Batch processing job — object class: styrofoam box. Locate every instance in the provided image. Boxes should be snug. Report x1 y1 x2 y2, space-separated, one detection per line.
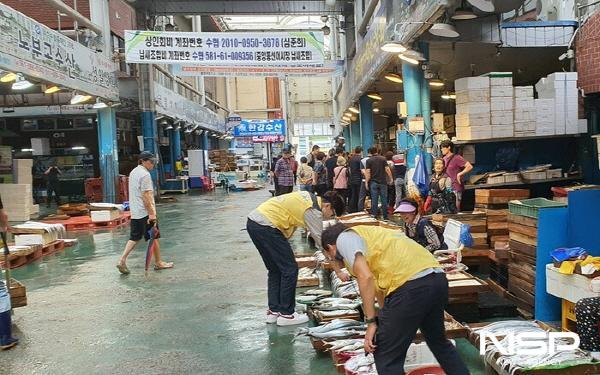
490 77 513 86
515 131 536 137
514 98 535 109
492 125 514 138
405 340 456 371
515 110 536 122
91 210 121 222
15 232 57 246
514 86 534 98
555 112 566 135
536 126 555 136
455 113 491 127
515 121 536 131
578 119 588 134
546 264 599 303
456 102 490 114
535 98 554 110
455 76 490 91
491 111 513 125
455 89 490 105
456 126 492 140
491 97 514 111
565 114 579 135
432 113 445 133
491 86 514 97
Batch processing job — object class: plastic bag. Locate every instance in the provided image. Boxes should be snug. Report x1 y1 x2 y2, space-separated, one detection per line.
412 151 429 198
460 224 473 247
551 247 588 263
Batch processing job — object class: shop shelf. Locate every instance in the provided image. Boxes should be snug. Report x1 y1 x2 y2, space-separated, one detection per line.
508 198 567 219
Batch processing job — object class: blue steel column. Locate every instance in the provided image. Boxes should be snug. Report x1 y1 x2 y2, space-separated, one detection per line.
97 107 118 203
351 119 360 152
359 96 374 151
342 125 350 150
202 131 209 150
402 57 423 169
419 42 433 174
141 111 159 183
173 128 182 165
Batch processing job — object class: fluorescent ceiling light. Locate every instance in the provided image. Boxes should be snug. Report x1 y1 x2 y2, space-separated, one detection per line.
71 93 92 104
429 23 460 38
372 107 380 113
380 42 407 53
21 148 34 152
384 72 403 83
429 79 445 88
72 146 87 150
0 72 17 83
93 98 108 109
367 92 383 101
44 85 61 94
12 75 34 90
348 106 360 114
399 54 419 65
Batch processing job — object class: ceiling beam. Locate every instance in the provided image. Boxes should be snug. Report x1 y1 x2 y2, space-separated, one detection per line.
131 1 348 16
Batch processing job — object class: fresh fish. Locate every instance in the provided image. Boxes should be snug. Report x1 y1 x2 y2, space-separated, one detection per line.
325 339 363 351
298 267 316 278
296 295 319 304
335 342 364 353
310 328 366 339
303 289 333 297
317 297 355 304
317 309 360 317
296 318 363 336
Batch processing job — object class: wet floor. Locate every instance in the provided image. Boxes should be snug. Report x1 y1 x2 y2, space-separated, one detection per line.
3 189 487 375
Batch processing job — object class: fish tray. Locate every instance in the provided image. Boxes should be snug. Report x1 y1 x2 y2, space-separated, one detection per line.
296 258 318 269
297 276 320 288
508 198 566 219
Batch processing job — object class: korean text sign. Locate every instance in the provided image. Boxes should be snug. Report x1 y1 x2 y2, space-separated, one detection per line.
234 120 286 137
125 31 324 67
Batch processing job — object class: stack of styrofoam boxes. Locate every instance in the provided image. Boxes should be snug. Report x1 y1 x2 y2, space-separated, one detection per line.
513 86 536 137
12 159 39 215
535 72 579 135
454 77 492 140
0 184 35 222
535 98 555 136
488 72 514 138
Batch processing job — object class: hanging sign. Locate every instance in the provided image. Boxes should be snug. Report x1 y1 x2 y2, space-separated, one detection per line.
252 135 285 143
0 3 118 100
125 30 325 67
233 119 286 137
172 60 344 78
227 113 242 128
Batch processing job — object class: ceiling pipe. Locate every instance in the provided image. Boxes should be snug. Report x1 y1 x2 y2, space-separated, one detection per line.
357 0 379 36
43 0 103 36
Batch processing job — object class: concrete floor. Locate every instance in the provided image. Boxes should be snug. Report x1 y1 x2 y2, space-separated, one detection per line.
3 189 488 375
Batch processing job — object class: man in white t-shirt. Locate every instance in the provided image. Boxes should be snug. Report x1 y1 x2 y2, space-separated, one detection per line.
117 151 173 274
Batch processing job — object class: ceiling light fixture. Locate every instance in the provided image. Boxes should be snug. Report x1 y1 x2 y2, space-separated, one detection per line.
467 0 495 13
44 85 61 94
348 105 360 114
384 72 403 83
12 75 34 90
21 148 34 152
367 91 383 101
429 78 445 88
429 22 460 38
0 72 17 83
452 1 478 20
372 107 380 113
71 92 92 105
380 41 407 53
321 25 331 36
72 146 87 150
165 124 173 130
399 53 420 65
93 98 108 109
159 119 169 126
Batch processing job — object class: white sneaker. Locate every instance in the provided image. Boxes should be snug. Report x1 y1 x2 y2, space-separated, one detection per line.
276 312 309 326
266 310 279 324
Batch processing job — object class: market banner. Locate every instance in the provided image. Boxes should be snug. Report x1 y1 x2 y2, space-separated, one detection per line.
233 119 286 137
0 3 119 100
125 30 325 67
252 135 285 143
171 60 344 78
154 82 225 132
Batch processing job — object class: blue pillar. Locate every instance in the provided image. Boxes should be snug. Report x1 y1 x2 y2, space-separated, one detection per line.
342 125 350 150
202 131 209 150
402 57 424 169
359 95 374 152
97 107 118 203
141 111 156 154
351 120 361 152
420 42 433 175
173 128 182 163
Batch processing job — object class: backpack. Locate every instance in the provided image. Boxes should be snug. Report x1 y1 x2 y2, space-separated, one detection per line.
416 218 448 250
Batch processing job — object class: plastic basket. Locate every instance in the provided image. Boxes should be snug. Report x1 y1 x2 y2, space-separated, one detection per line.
508 198 567 219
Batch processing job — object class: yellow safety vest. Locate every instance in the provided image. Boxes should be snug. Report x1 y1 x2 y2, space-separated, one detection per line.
347 225 441 296
256 191 320 239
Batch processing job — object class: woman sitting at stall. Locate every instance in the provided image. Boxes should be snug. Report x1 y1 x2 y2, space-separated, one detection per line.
425 158 457 214
394 199 447 252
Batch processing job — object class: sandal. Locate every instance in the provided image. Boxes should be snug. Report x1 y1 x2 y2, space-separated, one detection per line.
154 262 174 270
116 263 130 275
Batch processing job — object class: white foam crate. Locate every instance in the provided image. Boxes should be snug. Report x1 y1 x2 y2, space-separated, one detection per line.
491 86 514 97
455 76 490 91
455 113 491 127
515 98 535 110
578 119 588 134
536 126 555 136
455 89 490 105
456 102 490 114
492 125 514 138
491 111 513 125
546 264 599 304
515 121 536 131
456 126 492 140
515 110 536 122
514 86 534 98
491 97 514 111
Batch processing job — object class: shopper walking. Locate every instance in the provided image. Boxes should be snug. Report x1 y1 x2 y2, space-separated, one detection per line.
290 156 299 186
44 162 62 207
347 147 363 213
0 194 18 350
306 145 320 168
274 149 294 196
332 156 349 208
425 158 457 214
297 157 314 192
392 154 407 208
247 191 345 326
395 199 447 252
440 140 473 211
325 148 339 191
312 152 328 197
117 152 173 275
358 149 373 211
321 223 468 375
365 147 393 220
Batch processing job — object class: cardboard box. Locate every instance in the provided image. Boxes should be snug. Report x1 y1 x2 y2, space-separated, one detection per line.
91 210 121 222
456 126 492 140
432 113 445 133
455 113 491 127
514 86 534 98
455 76 490 91
491 86 514 97
491 97 514 111
492 125 514 138
456 102 491 114
455 89 490 104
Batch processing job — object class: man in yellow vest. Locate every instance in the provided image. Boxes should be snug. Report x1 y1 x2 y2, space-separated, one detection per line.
247 190 345 326
321 223 469 375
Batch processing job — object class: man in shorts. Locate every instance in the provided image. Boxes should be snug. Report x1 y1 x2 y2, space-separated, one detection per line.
117 151 173 274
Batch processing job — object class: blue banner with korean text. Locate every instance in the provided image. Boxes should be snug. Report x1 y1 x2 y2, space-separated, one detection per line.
233 119 286 137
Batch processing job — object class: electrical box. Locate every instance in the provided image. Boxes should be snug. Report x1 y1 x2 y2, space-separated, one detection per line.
397 102 408 118
407 117 425 134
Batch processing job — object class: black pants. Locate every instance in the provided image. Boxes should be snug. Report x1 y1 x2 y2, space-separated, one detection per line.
314 184 328 197
576 297 600 351
47 183 60 206
246 219 298 315
348 183 361 213
276 185 293 196
374 273 469 375
334 188 348 208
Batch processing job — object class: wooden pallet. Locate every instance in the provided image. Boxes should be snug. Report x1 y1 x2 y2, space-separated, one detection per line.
44 212 131 231
0 240 70 269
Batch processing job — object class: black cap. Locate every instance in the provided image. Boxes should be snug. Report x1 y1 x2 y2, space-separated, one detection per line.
139 151 156 161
